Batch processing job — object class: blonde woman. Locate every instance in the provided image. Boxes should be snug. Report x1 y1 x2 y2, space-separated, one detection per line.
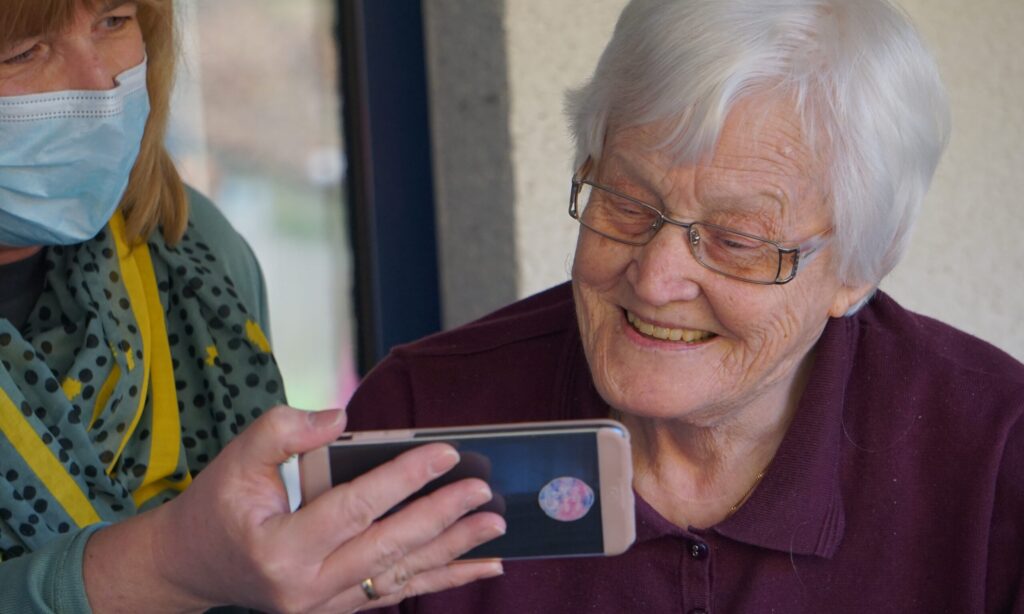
0 2 505 612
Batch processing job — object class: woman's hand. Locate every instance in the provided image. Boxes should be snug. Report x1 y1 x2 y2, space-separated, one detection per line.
83 406 506 613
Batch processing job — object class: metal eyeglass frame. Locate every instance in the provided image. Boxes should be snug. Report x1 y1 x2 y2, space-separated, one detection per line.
568 163 832 285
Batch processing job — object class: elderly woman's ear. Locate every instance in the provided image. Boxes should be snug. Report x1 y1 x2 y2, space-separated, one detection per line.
828 283 876 318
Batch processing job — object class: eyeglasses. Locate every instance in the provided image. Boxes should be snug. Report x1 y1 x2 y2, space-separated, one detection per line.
569 167 831 285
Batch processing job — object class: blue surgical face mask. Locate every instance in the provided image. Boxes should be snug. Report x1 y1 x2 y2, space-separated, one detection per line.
0 58 150 247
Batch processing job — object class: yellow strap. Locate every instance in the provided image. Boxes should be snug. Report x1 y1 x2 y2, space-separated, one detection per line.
128 222 192 505
0 214 189 528
89 363 120 431
0 389 101 527
106 213 153 474
109 214 191 505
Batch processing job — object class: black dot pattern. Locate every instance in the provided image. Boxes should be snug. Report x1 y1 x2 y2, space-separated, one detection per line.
0 214 286 559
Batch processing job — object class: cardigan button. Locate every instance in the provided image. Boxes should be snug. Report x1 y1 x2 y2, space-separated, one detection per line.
689 541 709 559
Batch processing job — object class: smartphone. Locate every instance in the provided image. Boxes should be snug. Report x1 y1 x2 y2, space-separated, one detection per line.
299 419 635 560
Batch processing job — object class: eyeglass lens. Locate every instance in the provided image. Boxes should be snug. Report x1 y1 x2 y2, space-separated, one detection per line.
574 182 787 283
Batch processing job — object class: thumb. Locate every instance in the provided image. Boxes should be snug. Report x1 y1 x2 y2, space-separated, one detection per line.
232 405 347 470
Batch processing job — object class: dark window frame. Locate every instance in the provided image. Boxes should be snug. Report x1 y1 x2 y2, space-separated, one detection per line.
336 0 442 375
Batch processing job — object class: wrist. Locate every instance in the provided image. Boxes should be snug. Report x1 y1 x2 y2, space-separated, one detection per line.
83 504 214 613
148 498 222 612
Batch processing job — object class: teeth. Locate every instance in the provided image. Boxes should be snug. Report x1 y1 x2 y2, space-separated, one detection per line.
626 311 714 343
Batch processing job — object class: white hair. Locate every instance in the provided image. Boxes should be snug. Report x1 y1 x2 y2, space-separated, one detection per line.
567 0 950 302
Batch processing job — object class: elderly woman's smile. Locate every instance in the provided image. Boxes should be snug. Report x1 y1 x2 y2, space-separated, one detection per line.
624 310 716 343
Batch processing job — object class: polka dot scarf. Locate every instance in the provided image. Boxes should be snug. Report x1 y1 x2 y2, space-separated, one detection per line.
0 212 285 559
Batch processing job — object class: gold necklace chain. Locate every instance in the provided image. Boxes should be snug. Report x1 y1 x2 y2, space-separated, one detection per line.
609 407 769 518
727 470 765 517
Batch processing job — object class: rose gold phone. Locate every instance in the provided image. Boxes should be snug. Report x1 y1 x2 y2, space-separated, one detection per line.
299 419 635 560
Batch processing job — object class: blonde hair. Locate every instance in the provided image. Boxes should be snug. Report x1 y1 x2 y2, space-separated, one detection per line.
0 0 188 245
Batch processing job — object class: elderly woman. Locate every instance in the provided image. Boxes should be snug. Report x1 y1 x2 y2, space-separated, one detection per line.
0 1 506 612
348 0 1023 612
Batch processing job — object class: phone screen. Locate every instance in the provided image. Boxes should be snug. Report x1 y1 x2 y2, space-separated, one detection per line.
327 430 607 559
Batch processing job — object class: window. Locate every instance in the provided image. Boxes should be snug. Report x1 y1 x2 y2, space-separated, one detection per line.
168 0 357 409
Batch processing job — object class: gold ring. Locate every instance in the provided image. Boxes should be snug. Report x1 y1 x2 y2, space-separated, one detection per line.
360 577 381 601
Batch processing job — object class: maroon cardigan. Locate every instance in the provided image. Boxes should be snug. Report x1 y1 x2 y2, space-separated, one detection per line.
347 283 1023 613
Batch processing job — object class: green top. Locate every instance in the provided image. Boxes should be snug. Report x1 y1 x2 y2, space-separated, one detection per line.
184 187 272 336
0 187 284 613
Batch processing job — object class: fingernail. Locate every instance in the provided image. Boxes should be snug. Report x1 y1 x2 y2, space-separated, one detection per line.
465 485 493 509
486 518 507 538
428 447 460 477
307 408 345 429
449 558 503 576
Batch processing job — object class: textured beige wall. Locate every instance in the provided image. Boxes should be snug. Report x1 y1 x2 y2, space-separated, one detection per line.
502 0 1024 361
505 1 625 297
423 1 519 328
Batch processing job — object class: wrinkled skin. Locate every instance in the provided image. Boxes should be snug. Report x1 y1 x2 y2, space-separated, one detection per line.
572 94 871 526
